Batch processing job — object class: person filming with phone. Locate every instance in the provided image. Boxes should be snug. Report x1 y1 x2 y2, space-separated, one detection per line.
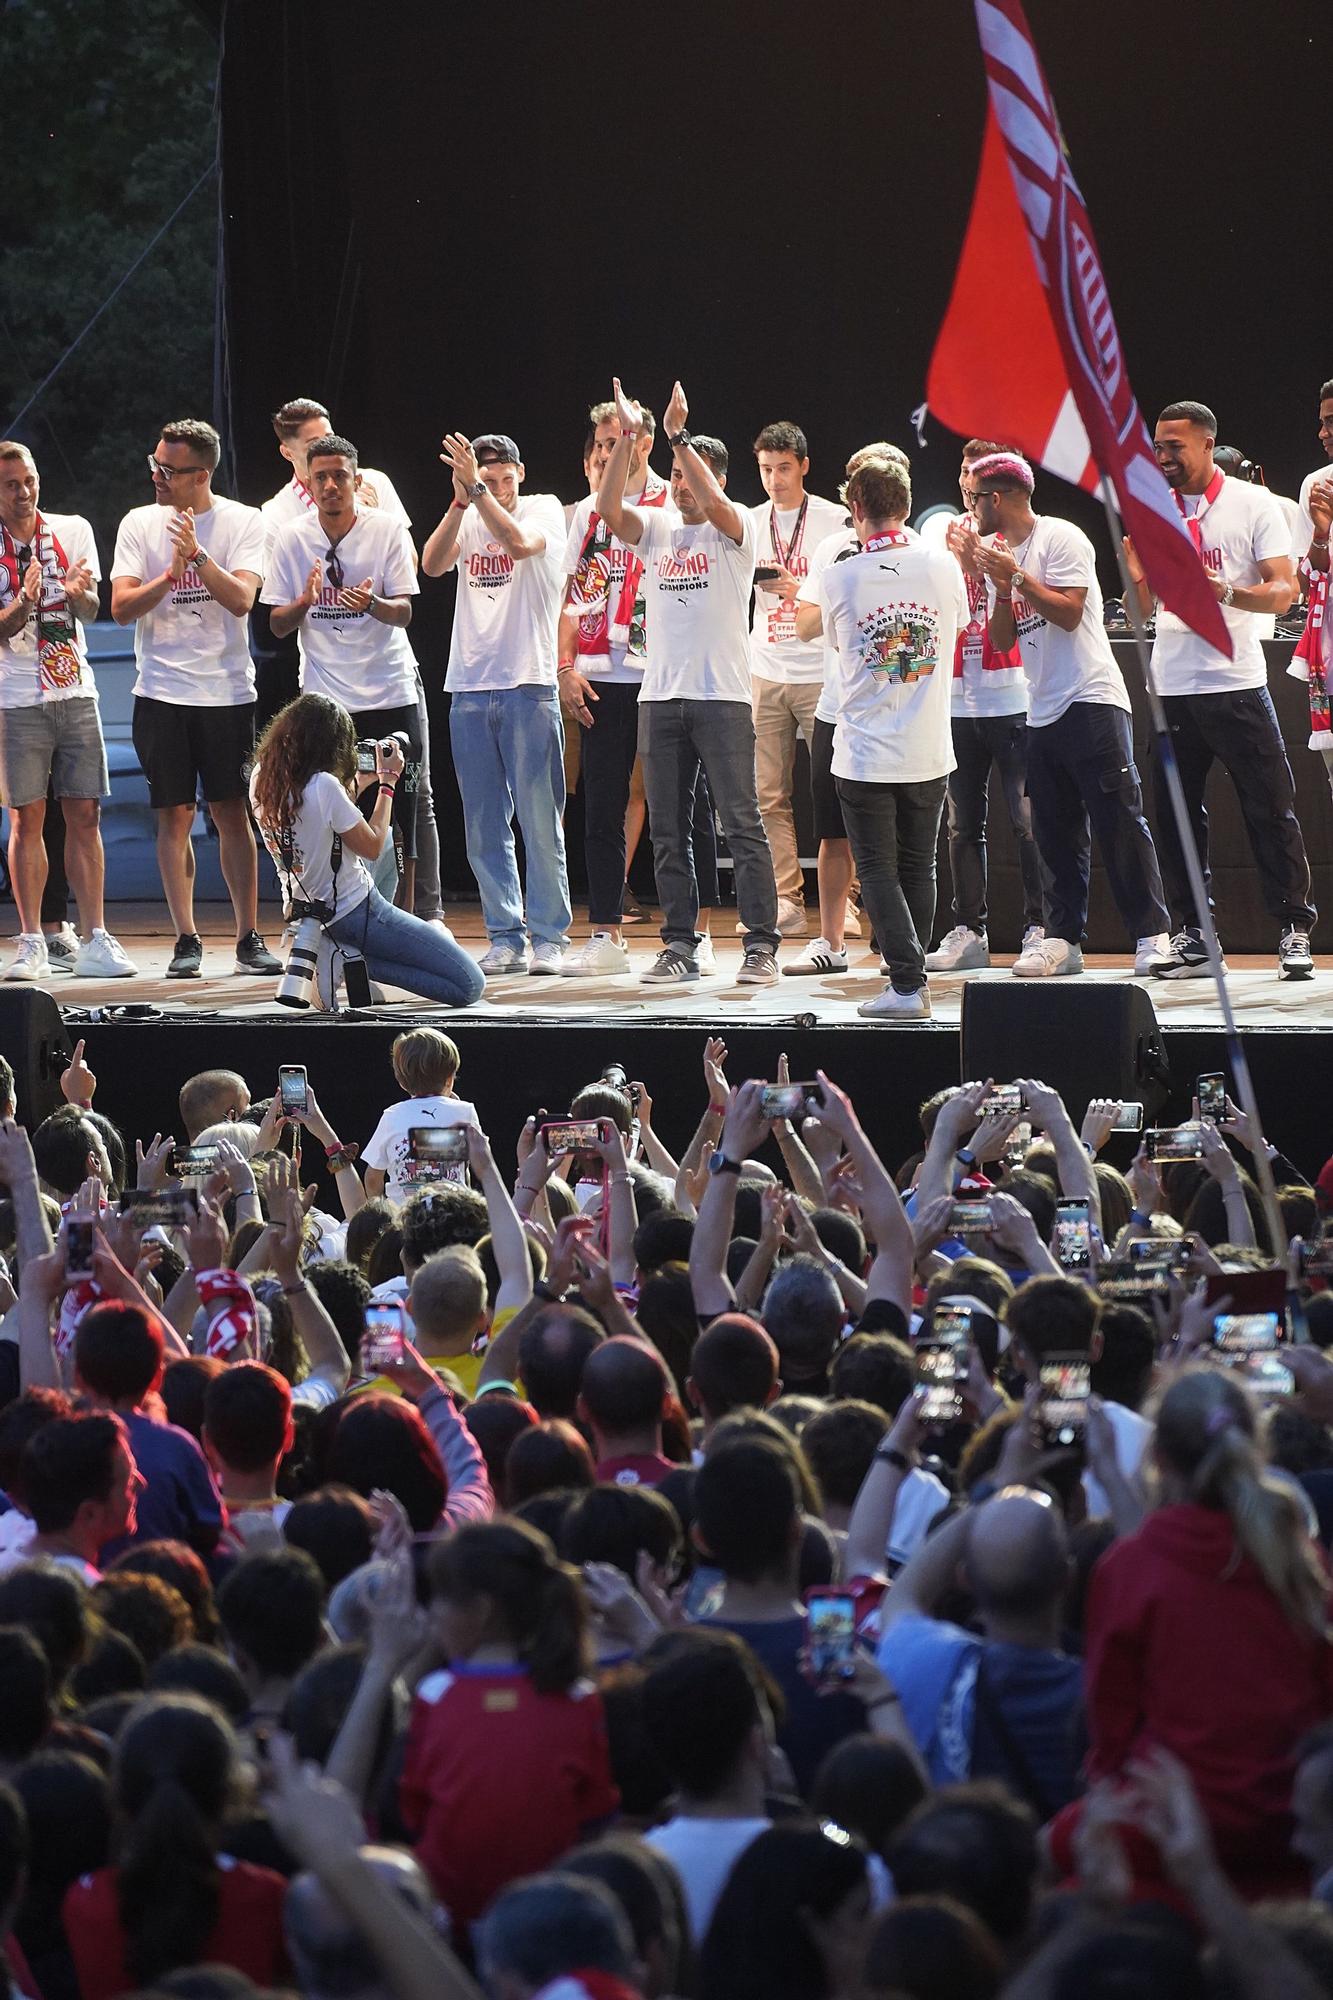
249 693 484 1008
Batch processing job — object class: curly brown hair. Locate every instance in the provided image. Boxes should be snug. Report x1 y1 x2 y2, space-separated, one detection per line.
250 693 356 831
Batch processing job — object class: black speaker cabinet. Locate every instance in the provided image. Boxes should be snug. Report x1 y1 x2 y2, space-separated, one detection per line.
960 980 1169 1119
0 989 73 1127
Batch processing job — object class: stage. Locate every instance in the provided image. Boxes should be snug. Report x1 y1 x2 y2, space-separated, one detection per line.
43 902 1333 1191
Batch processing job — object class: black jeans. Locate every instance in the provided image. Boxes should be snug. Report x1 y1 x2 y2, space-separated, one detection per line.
947 714 1044 933
1024 702 1168 946
836 774 948 992
639 699 778 951
1151 688 1317 935
580 680 641 925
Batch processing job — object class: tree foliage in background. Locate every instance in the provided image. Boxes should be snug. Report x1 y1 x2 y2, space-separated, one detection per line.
0 0 218 559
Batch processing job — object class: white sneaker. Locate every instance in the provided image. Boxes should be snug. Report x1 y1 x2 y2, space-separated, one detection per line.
776 897 808 938
73 929 138 979
43 923 80 972
1020 924 1045 953
695 935 716 972
4 935 48 982
844 899 863 939
561 932 631 978
1133 933 1174 977
925 926 990 973
783 938 850 976
858 985 932 1019
1013 936 1084 978
478 942 529 974
529 940 567 976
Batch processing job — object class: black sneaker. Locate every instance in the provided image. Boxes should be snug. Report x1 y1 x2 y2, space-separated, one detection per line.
1279 928 1314 980
235 930 282 975
167 932 203 979
737 947 779 986
1154 929 1218 980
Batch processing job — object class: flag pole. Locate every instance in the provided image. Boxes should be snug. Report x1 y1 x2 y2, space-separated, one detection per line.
1097 479 1288 1258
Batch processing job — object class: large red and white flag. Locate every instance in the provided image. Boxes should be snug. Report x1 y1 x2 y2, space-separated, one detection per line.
928 0 1231 654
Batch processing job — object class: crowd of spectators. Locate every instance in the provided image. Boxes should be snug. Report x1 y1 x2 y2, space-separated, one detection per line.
0 1018 1329 1999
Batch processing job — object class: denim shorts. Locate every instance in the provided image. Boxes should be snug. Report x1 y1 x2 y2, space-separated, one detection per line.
0 695 109 806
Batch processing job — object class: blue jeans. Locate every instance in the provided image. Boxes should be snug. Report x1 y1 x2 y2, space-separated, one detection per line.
327 887 485 1007
448 686 572 949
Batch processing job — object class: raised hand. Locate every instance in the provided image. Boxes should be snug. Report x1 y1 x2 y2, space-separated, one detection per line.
301 559 324 607
338 576 376 613
703 1036 729 1105
611 376 640 435
663 380 688 439
1081 1098 1125 1156
19 555 43 604
60 1039 96 1109
440 432 480 499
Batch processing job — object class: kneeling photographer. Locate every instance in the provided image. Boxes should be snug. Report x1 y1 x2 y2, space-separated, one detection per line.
250 692 485 1008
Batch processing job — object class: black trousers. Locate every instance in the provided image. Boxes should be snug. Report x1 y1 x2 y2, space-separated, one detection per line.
947 713 1044 934
1024 702 1168 946
836 774 948 992
1150 688 1316 936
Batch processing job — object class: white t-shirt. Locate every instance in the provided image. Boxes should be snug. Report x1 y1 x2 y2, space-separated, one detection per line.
248 764 372 921
1292 467 1333 678
362 1094 478 1204
112 497 265 706
645 1817 770 1944
445 495 567 692
1150 476 1291 695
635 507 759 704
561 476 673 684
986 515 1131 727
262 509 419 711
953 549 1029 720
799 522 859 725
818 536 966 784
0 512 100 708
261 466 410 563
749 492 848 686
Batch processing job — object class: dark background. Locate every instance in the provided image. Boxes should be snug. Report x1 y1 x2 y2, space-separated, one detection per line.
211 0 1332 944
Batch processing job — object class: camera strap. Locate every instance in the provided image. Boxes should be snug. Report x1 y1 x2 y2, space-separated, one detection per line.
274 812 341 921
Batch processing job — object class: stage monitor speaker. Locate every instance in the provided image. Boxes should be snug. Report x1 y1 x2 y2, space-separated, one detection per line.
960 981 1170 1119
0 990 73 1128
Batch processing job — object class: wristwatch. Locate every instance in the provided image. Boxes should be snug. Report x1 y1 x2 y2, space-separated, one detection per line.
707 1149 742 1177
1011 567 1026 593
469 479 487 499
1220 580 1236 608
195 547 210 568
667 428 693 452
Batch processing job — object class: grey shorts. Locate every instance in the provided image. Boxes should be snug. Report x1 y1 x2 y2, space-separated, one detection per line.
0 696 109 807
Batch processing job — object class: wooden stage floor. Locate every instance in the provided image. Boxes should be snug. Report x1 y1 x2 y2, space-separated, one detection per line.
34 902 1333 1034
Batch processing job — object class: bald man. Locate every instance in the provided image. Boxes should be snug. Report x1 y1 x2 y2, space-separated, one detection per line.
876 1487 1082 1808
578 1334 675 1486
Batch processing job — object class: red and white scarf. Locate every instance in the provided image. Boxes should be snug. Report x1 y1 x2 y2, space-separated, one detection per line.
569 475 669 657
0 515 83 693
950 533 1022 678
1292 563 1331 749
197 1267 260 1359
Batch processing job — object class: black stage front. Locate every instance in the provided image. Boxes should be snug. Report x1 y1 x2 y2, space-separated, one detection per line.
72 1002 1333 1200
